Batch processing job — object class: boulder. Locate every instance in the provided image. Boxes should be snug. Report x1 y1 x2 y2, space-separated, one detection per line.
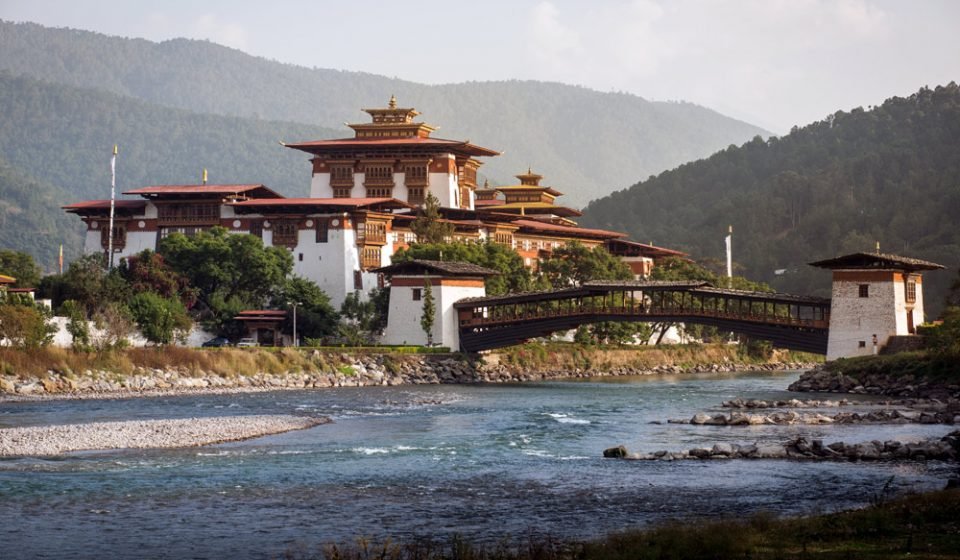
756 445 787 459
0 378 15 393
690 413 712 425
711 443 735 456
603 445 628 458
688 447 713 459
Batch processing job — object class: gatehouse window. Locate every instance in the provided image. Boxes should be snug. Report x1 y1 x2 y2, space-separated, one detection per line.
906 279 917 303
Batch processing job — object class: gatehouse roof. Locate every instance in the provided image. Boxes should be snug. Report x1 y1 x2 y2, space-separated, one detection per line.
809 252 944 272
374 259 499 278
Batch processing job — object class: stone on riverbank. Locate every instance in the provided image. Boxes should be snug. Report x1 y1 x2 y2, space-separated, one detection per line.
605 431 960 462
0 415 330 457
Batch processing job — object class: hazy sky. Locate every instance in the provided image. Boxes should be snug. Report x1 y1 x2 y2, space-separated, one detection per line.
2 0 958 132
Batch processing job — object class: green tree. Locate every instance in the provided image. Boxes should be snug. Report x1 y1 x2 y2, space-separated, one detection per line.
61 299 90 351
159 227 293 335
49 253 130 315
128 292 192 345
275 276 338 343
538 242 633 288
420 280 435 346
410 192 454 244
0 249 42 288
338 288 388 345
120 250 197 308
0 301 56 348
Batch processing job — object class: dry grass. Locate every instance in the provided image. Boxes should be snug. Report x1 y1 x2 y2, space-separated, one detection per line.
0 346 329 379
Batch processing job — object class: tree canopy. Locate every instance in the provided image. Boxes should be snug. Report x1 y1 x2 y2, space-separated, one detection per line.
0 249 42 288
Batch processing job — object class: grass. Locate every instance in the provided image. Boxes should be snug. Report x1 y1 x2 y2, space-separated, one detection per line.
286 489 960 559
826 350 960 381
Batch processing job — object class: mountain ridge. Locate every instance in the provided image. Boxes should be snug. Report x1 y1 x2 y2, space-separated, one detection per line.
580 83 960 316
0 19 769 208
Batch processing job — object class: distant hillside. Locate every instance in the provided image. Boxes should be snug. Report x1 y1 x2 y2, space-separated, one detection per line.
0 72 341 202
0 155 82 271
0 71 344 264
0 20 768 208
581 84 960 317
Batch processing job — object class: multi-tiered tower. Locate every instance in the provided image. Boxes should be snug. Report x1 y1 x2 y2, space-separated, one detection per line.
285 96 499 210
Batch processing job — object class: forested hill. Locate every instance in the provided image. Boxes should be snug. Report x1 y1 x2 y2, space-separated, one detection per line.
0 72 343 269
0 72 341 201
0 155 83 270
581 84 960 317
0 20 768 208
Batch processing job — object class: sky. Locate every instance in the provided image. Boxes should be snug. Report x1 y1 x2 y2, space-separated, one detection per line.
1 0 958 133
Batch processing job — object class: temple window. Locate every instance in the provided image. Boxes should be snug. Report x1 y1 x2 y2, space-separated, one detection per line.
407 187 425 205
272 220 299 248
404 164 428 186
361 246 382 269
157 203 219 224
101 224 127 250
315 219 328 243
330 165 354 187
906 279 917 303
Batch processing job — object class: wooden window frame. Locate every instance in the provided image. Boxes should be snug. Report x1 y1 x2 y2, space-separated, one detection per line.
858 284 869 298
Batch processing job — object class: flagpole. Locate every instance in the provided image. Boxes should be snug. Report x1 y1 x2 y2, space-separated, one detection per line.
107 144 117 269
725 225 733 289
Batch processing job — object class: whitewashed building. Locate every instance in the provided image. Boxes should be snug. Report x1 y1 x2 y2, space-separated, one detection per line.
810 252 944 360
376 260 497 349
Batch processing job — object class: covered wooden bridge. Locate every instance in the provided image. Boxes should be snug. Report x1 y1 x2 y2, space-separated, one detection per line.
454 280 831 354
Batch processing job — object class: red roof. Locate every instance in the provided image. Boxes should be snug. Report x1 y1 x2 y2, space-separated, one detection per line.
511 219 625 239
234 310 287 321
284 137 500 157
62 200 148 210
229 197 412 210
606 238 688 258
124 184 282 198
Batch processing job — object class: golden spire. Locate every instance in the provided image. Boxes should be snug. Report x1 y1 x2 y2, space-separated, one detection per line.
388 94 397 109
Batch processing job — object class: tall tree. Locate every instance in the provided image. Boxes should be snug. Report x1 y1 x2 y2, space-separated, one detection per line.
410 192 454 244
420 281 435 346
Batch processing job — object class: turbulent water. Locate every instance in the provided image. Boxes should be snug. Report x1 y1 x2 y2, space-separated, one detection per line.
0 371 955 559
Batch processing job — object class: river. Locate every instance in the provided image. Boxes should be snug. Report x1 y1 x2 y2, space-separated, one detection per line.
0 370 954 559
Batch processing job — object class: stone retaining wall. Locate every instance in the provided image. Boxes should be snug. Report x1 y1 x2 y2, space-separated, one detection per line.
0 353 816 398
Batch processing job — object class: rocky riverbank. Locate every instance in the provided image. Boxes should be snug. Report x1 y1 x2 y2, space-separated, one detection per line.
670 408 960 426
788 362 960 399
0 415 330 456
0 352 816 400
604 431 960 462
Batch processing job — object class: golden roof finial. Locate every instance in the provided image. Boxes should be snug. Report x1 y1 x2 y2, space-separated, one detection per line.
483 179 489 188
388 94 397 109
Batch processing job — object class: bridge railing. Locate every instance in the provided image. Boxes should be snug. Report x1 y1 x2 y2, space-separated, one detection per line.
459 301 829 330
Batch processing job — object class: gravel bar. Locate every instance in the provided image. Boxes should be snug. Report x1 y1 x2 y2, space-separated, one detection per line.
0 415 330 457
